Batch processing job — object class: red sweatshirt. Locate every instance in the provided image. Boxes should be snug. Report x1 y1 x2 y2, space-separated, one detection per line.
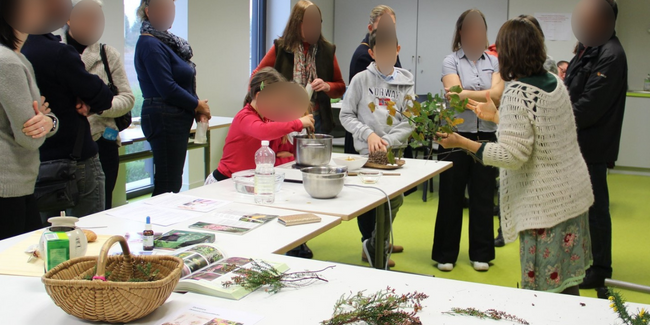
251 43 346 100
217 104 304 177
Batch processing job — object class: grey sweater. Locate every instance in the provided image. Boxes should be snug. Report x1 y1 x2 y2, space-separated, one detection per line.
340 62 415 155
0 46 46 197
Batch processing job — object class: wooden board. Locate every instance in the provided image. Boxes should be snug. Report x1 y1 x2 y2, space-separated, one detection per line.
0 232 112 277
363 160 406 170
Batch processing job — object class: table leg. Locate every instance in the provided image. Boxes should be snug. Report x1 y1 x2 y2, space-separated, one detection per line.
374 204 386 269
204 129 211 178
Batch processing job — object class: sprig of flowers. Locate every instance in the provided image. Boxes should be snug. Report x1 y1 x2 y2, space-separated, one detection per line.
443 307 530 324
609 289 650 325
222 260 333 294
321 287 429 325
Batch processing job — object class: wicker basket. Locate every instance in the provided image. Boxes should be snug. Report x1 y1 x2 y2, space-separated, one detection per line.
42 235 184 323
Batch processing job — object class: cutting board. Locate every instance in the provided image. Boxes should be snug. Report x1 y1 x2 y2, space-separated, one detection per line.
363 159 406 170
0 232 112 277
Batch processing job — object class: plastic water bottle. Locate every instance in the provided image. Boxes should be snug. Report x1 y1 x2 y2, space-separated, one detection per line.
254 140 276 204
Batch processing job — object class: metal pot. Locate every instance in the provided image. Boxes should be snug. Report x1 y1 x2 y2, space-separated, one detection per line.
301 166 348 199
294 134 333 167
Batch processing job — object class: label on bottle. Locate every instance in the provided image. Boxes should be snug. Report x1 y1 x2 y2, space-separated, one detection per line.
143 235 154 250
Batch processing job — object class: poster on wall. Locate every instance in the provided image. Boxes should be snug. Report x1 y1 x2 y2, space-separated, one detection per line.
534 13 573 41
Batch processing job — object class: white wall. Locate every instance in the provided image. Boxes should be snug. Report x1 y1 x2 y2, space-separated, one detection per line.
617 0 650 90
508 0 580 64
189 0 251 118
98 0 125 55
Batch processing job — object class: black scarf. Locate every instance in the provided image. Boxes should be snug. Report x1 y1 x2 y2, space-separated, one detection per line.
140 20 195 69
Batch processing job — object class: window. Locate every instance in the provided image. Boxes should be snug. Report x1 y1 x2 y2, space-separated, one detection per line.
250 0 267 72
122 0 189 196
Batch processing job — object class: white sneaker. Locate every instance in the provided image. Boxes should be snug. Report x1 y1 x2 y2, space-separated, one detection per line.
472 261 490 271
437 263 454 271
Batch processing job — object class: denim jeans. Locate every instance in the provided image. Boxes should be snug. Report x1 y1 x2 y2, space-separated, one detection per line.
40 154 105 221
141 98 194 196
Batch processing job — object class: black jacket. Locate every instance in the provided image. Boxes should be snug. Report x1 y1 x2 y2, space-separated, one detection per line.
22 34 114 162
565 35 627 164
348 33 402 83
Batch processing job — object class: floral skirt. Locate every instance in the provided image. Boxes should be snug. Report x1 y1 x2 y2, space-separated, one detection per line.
519 212 593 293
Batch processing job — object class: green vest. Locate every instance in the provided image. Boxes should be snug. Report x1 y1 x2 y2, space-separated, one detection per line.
273 39 336 134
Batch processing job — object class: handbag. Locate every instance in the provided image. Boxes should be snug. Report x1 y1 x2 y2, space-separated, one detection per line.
100 43 131 131
33 126 84 212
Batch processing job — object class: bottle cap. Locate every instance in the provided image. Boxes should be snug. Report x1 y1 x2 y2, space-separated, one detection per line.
145 216 152 230
261 140 269 146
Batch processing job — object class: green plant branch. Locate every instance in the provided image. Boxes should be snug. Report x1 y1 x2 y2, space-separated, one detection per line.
222 260 334 294
321 287 428 325
443 307 530 324
609 289 650 325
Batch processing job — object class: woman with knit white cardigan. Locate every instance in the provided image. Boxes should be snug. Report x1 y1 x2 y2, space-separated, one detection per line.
56 0 135 209
436 17 594 295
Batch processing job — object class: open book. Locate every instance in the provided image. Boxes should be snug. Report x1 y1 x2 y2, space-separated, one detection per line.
170 244 288 300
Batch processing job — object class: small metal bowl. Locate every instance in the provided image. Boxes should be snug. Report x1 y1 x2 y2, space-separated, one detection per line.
300 166 348 199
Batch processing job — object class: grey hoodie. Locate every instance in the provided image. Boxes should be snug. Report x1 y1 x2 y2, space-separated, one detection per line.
340 62 415 155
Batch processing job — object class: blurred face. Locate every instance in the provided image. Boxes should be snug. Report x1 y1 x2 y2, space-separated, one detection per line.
5 0 55 35
146 0 175 32
255 82 310 122
460 11 488 60
67 0 105 46
558 62 569 80
301 5 322 45
572 0 616 47
369 41 400 75
45 0 73 31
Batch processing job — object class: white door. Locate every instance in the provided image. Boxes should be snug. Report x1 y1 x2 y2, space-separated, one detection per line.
415 0 509 95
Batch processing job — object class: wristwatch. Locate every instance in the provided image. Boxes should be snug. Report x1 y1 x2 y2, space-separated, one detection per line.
47 114 58 132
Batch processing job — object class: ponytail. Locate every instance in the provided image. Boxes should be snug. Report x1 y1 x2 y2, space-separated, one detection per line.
244 67 286 106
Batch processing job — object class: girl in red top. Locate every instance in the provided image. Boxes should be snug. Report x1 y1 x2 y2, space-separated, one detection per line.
206 68 314 184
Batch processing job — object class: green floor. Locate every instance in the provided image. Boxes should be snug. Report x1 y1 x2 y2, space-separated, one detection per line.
307 173 650 305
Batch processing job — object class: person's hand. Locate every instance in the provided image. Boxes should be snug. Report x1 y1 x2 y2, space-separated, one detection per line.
22 101 53 139
444 87 464 101
434 132 467 149
281 135 290 145
277 151 294 159
466 91 499 123
195 112 210 123
196 100 212 120
39 96 51 115
311 79 331 93
76 99 90 117
300 114 315 131
367 133 388 153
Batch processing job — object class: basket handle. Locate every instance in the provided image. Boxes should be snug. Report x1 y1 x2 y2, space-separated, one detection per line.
93 235 132 281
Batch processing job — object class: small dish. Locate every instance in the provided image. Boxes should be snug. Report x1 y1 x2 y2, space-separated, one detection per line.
358 171 382 184
333 156 369 171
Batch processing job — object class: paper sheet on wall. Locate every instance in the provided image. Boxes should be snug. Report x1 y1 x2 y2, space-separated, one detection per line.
534 13 573 41
157 304 263 325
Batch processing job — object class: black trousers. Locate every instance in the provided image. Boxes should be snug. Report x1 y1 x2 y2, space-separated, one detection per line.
97 138 119 209
344 131 358 154
586 163 613 278
0 194 42 240
432 132 496 263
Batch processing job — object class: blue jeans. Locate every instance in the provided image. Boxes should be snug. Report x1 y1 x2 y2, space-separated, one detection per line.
141 99 194 196
40 154 105 220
